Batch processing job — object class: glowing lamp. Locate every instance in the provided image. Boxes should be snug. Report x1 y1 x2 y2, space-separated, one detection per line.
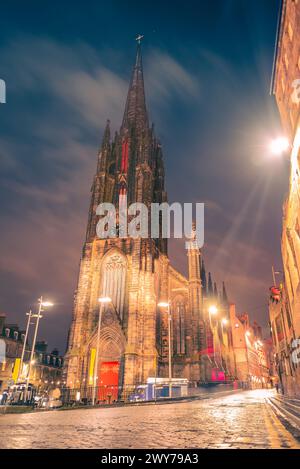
98 296 112 304
208 305 218 315
269 137 289 155
158 302 169 308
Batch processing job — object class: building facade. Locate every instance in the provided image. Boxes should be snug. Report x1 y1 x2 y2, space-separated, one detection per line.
0 314 63 392
65 42 209 394
271 0 300 397
229 306 270 388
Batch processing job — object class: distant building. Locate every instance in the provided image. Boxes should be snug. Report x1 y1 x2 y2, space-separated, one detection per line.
271 0 300 398
229 306 271 388
0 314 64 391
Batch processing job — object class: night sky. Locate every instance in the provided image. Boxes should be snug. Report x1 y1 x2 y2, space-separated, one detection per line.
0 0 287 353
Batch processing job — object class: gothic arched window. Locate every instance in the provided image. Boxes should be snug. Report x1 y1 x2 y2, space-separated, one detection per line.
100 252 127 320
173 298 186 355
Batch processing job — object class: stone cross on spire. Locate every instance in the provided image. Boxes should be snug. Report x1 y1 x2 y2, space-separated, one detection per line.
136 34 144 44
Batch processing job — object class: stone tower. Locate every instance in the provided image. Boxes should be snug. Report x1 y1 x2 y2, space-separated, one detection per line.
65 41 204 396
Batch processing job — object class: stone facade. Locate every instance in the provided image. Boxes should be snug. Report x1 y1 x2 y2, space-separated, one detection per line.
65 43 207 391
229 306 270 388
271 0 300 397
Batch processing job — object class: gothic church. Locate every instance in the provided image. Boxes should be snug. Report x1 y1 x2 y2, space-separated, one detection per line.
65 41 212 393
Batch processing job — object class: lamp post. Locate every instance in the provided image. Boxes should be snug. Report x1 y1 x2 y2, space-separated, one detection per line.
208 305 218 364
92 296 112 406
208 306 231 375
18 309 32 383
25 297 53 400
158 301 172 398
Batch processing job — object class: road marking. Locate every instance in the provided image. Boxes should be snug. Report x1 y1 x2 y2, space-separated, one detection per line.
263 402 300 448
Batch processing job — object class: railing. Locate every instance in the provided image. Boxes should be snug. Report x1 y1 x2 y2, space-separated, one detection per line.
59 381 246 407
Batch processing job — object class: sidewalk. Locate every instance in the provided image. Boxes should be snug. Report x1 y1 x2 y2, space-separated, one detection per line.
267 394 300 439
0 387 244 414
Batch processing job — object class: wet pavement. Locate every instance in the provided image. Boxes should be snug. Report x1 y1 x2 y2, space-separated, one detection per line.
0 389 299 449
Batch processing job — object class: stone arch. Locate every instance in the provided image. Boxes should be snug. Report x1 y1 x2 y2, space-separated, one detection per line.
88 323 126 391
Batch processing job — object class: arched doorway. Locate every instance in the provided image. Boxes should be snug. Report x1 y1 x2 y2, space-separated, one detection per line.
89 324 126 403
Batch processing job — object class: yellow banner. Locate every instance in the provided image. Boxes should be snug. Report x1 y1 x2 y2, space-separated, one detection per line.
89 348 96 385
12 358 21 382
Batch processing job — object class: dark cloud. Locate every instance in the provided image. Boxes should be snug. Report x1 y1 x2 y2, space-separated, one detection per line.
0 37 201 351
0 0 286 350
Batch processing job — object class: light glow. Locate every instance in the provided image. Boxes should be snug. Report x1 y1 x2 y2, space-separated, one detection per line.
158 301 169 308
208 305 218 315
98 296 112 304
269 137 290 155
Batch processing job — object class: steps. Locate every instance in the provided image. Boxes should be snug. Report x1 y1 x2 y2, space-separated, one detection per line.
267 395 300 438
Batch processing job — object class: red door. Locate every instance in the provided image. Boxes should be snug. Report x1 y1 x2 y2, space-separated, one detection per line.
98 361 119 403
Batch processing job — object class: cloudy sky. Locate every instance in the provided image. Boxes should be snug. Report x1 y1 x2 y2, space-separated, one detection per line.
0 0 287 352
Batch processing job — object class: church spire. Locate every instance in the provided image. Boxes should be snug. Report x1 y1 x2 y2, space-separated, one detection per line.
201 259 207 297
222 281 228 304
208 272 213 297
102 119 111 148
97 119 111 173
121 37 148 133
213 282 218 299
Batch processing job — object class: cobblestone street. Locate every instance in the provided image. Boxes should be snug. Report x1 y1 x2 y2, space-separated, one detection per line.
0 389 299 449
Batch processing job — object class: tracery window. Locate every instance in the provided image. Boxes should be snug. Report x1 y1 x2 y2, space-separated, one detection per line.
100 253 127 320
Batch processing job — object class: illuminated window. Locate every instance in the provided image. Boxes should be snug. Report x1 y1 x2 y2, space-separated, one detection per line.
100 252 127 320
288 22 293 42
296 218 300 238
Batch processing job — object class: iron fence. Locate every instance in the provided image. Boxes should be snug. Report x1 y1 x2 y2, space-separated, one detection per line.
59 380 247 407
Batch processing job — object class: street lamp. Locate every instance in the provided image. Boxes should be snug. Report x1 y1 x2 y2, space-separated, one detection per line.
269 136 290 156
18 309 33 383
92 296 112 406
208 305 218 315
25 297 53 399
158 301 172 398
221 318 228 334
